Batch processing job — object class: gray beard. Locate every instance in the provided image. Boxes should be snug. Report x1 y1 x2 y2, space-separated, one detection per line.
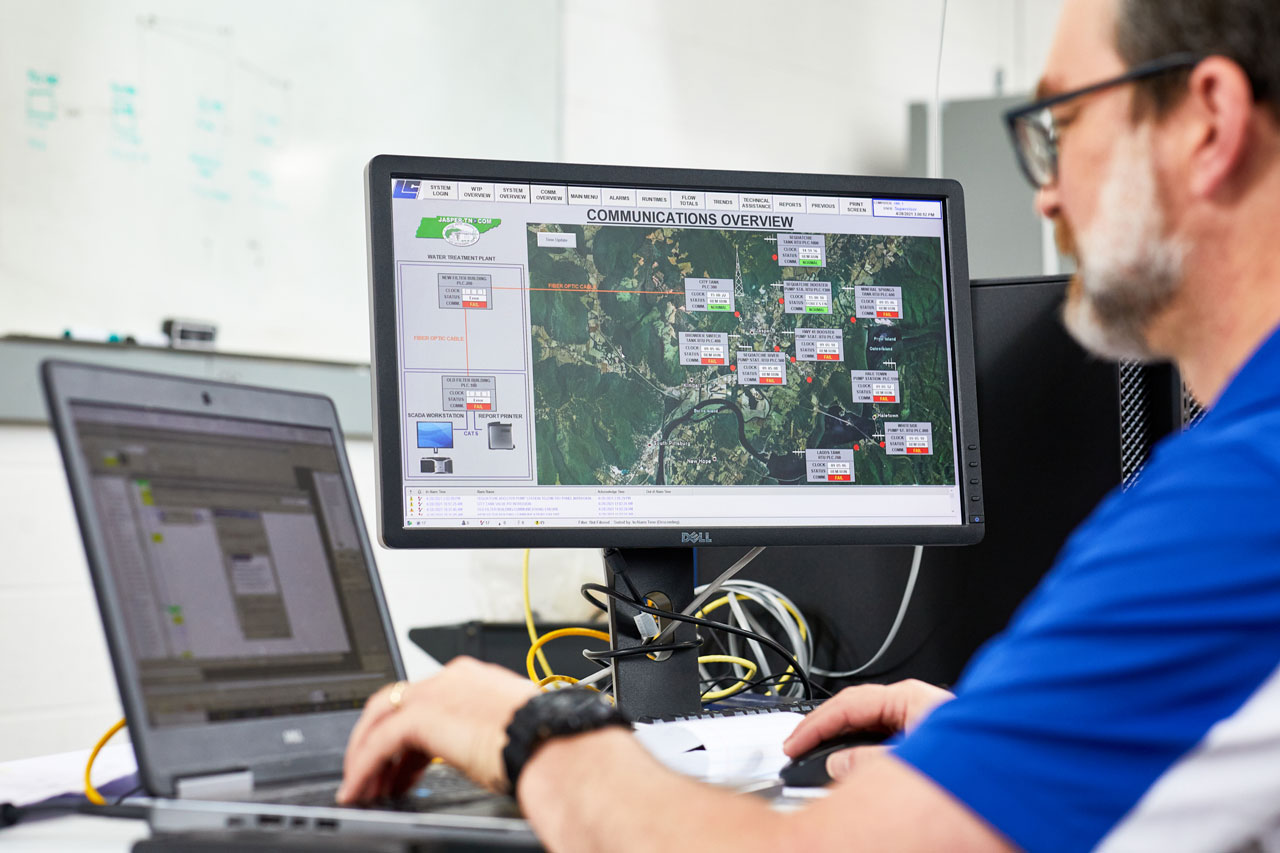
1062 126 1186 362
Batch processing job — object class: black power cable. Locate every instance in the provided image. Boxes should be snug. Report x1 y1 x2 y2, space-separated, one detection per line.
582 641 701 662
580 583 814 699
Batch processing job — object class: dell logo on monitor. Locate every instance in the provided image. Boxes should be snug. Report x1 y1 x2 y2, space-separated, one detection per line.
282 729 305 745
681 532 713 544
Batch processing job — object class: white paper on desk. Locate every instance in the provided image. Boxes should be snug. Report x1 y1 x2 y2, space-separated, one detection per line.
0 742 137 806
633 712 804 784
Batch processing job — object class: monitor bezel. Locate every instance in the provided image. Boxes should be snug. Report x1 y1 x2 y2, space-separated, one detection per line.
366 155 985 549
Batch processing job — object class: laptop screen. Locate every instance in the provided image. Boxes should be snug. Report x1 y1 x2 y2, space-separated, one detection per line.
68 400 396 727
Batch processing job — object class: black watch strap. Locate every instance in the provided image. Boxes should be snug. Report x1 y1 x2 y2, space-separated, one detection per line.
502 688 630 794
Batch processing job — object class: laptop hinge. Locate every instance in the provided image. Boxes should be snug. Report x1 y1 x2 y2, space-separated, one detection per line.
175 769 254 801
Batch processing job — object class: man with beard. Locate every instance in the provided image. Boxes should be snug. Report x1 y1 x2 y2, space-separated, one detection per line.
337 1 1280 850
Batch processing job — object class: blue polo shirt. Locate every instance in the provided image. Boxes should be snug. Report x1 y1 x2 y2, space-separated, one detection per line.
895 324 1280 853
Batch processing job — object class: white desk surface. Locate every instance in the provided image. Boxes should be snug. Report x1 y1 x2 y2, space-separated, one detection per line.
1 743 146 851
2 814 148 852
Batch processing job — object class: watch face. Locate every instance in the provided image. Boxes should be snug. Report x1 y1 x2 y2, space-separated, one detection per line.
543 687 606 715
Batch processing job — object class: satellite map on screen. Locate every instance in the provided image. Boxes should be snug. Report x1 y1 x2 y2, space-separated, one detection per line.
526 223 954 488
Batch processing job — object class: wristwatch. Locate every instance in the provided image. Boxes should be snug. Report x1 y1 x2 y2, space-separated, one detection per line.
502 688 631 794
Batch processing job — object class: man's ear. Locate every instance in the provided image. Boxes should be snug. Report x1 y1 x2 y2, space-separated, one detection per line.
1182 56 1256 199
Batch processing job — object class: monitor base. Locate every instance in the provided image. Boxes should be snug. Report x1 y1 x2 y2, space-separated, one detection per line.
604 548 700 719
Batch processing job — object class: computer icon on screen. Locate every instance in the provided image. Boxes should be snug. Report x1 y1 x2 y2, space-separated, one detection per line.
366 156 984 718
416 420 454 449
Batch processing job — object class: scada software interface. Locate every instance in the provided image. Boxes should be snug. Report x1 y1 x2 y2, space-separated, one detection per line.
387 177 963 529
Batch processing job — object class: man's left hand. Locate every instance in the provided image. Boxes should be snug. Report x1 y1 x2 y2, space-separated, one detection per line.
336 656 538 803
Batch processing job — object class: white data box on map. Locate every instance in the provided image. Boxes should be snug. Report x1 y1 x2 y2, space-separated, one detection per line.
537 232 577 248
850 370 900 404
737 351 788 386
854 286 904 319
884 421 934 455
684 278 736 313
806 449 855 483
678 332 730 366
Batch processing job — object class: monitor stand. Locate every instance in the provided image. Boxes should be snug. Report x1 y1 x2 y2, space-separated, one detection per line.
604 547 700 719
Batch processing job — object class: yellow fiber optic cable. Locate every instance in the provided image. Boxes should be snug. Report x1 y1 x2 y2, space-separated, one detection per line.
522 549 554 681
84 718 126 805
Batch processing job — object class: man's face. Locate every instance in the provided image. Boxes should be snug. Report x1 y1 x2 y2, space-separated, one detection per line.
1036 0 1187 361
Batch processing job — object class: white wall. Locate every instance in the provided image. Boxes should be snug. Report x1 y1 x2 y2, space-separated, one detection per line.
0 0 563 362
561 0 1063 175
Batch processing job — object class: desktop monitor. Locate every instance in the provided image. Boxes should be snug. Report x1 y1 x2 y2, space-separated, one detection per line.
365 156 983 716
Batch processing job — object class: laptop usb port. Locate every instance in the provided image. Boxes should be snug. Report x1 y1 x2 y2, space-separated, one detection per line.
315 818 339 831
256 814 284 827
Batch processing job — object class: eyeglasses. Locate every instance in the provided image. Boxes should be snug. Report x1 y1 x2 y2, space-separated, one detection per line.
1004 52 1204 189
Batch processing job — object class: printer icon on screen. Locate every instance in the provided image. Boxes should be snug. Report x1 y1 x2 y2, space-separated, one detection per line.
487 422 514 450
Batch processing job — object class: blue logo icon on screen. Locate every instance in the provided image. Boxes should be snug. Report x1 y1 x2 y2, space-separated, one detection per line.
393 179 421 199
416 421 454 449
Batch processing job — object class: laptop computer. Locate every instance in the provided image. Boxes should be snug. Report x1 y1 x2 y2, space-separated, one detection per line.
41 360 538 845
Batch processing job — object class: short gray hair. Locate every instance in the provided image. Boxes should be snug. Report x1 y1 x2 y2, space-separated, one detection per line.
1116 0 1279 116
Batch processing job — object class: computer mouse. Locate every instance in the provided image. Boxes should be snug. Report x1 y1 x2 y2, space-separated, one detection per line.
779 730 892 788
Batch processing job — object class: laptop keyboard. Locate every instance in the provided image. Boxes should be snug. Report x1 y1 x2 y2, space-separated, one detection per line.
272 763 495 811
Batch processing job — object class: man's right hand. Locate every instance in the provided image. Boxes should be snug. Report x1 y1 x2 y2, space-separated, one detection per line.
783 679 954 781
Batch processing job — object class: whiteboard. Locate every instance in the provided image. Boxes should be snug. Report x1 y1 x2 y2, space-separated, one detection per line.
0 0 563 362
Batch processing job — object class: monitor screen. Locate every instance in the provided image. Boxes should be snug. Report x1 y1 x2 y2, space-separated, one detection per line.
66 401 397 726
366 157 984 548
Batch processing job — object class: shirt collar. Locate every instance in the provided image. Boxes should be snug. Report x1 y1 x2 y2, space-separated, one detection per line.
1204 321 1280 421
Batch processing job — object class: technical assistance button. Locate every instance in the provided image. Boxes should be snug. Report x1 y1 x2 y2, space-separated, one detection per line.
970 515 984 523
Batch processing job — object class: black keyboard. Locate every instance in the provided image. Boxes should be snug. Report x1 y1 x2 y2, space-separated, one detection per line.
634 699 822 725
